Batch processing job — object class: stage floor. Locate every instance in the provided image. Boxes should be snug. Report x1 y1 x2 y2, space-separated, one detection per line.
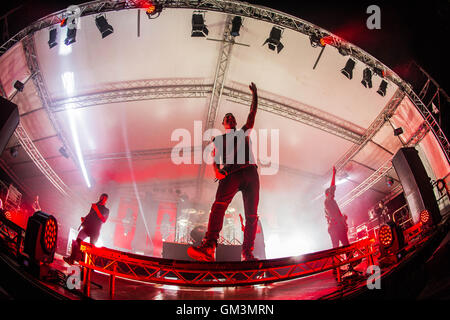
51 253 370 300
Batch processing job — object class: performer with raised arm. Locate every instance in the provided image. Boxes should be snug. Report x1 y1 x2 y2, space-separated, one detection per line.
64 193 110 265
188 82 260 262
324 166 349 249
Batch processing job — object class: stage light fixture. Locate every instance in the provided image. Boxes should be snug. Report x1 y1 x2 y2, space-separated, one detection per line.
309 34 324 48
361 67 373 88
59 146 69 158
13 80 24 92
191 12 209 37
341 58 355 79
23 211 58 265
145 1 163 19
48 28 58 48
377 222 405 266
263 26 284 53
10 146 18 158
386 176 394 187
378 224 393 247
230 16 242 37
95 14 114 38
394 127 403 136
419 210 430 225
377 80 388 97
64 26 77 45
338 46 351 56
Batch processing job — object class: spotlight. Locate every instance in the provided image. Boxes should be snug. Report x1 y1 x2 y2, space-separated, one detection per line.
59 147 69 158
386 176 394 187
23 211 58 265
191 12 209 37
48 28 58 48
419 210 430 225
145 1 163 19
309 34 324 48
95 14 114 38
377 80 388 97
263 26 284 53
230 16 242 37
378 224 393 247
10 147 18 158
64 26 77 46
341 59 355 79
13 80 24 92
338 46 351 56
394 127 403 136
377 222 405 266
361 67 373 88
319 35 333 47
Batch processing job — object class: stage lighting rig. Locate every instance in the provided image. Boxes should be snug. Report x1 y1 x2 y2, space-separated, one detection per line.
393 127 403 136
48 27 58 48
146 1 163 19
263 26 284 53
230 16 242 37
341 58 355 79
377 222 405 266
361 67 373 88
95 14 114 38
191 11 209 37
377 80 388 97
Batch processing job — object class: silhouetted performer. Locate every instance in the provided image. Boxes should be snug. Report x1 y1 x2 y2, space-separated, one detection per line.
188 82 259 262
324 167 349 248
64 193 110 265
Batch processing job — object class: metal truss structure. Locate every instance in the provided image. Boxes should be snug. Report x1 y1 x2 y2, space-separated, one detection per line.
196 14 235 200
0 0 448 204
334 88 406 173
21 35 74 197
14 123 69 196
51 78 212 112
338 119 432 208
77 238 375 297
223 86 363 143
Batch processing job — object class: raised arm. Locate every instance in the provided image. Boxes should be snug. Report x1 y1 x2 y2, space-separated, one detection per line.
244 82 258 130
330 166 336 189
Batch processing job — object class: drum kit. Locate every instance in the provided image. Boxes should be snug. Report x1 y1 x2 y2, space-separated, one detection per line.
175 207 241 244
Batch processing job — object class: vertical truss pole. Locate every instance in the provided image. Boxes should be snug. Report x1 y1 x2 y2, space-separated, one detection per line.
195 14 235 200
21 35 75 197
334 88 405 173
337 119 432 208
14 123 69 196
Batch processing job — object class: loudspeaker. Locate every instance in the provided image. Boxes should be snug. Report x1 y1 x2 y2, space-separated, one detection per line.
392 147 441 225
0 97 19 154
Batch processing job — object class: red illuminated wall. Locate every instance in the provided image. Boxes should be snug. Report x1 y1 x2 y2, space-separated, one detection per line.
152 201 177 257
113 198 138 251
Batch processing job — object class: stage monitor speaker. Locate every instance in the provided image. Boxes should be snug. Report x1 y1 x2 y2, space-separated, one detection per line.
392 147 441 225
162 242 242 261
0 97 19 154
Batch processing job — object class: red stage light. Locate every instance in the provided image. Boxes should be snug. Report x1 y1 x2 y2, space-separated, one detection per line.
420 210 430 225
378 224 393 247
319 36 333 46
43 218 57 253
146 4 156 14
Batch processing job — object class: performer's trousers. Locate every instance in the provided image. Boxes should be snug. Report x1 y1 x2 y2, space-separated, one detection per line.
69 227 100 260
329 226 349 249
205 165 260 254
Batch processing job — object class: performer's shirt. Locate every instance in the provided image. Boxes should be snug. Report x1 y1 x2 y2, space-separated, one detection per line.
324 198 345 229
82 204 109 232
212 124 257 175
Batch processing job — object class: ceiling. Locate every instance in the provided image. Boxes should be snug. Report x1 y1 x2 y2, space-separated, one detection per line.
0 5 446 256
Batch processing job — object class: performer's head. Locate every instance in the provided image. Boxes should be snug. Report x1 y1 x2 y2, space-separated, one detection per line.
98 193 108 205
325 185 336 199
222 113 237 130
